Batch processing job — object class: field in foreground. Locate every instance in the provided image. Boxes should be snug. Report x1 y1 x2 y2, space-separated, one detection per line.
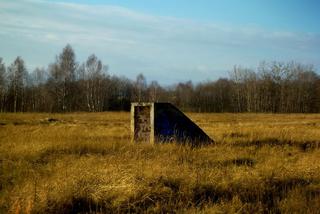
1 113 320 213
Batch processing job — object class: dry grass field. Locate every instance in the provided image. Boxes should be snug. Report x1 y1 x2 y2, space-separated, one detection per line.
1 112 320 213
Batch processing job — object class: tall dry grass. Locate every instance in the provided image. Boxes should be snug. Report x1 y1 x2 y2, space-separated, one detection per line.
0 112 320 213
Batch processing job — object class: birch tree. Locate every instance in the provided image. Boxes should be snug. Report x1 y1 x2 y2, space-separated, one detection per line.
48 44 77 112
0 58 6 112
8 57 27 112
84 54 107 112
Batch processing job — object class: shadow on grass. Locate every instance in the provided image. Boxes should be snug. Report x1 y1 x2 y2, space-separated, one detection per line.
222 158 256 167
7 118 66 126
261 177 312 213
223 132 249 138
45 197 114 214
192 184 232 206
23 176 318 213
195 158 256 169
30 143 126 165
193 177 313 213
124 176 314 213
234 138 320 151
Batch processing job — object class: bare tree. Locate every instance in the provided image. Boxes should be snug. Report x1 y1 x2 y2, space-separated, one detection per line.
84 54 108 112
230 66 248 112
0 58 6 112
7 57 28 112
48 44 77 112
134 73 147 102
30 67 48 111
174 81 193 111
148 80 160 102
215 78 233 112
2 47 320 114
59 44 77 111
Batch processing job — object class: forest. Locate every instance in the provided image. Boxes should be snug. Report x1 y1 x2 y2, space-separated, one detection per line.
0 44 319 113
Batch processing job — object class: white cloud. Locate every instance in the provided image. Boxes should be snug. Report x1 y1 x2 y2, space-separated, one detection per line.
0 0 319 84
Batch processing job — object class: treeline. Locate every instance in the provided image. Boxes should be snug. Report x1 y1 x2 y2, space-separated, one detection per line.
0 44 319 113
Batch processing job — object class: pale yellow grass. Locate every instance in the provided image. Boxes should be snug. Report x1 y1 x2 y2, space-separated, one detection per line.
0 112 320 213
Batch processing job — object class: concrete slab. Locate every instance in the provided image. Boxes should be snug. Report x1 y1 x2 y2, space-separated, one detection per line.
131 102 213 145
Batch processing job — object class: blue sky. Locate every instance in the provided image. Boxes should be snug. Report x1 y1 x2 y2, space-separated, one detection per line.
0 0 319 84
61 0 320 32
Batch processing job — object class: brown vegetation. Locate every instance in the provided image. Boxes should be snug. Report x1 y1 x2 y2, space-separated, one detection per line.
0 112 320 213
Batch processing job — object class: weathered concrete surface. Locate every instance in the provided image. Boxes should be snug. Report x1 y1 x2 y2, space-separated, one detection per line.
131 102 213 145
131 103 155 144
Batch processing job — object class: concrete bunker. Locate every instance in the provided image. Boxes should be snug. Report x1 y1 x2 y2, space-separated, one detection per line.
131 102 213 145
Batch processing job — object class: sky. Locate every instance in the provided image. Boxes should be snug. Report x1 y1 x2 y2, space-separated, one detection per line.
0 0 319 84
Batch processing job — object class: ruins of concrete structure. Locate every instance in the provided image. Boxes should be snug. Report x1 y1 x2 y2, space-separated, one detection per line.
131 102 213 145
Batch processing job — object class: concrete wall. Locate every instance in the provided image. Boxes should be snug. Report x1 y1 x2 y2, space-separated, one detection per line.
131 102 213 145
131 103 154 144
